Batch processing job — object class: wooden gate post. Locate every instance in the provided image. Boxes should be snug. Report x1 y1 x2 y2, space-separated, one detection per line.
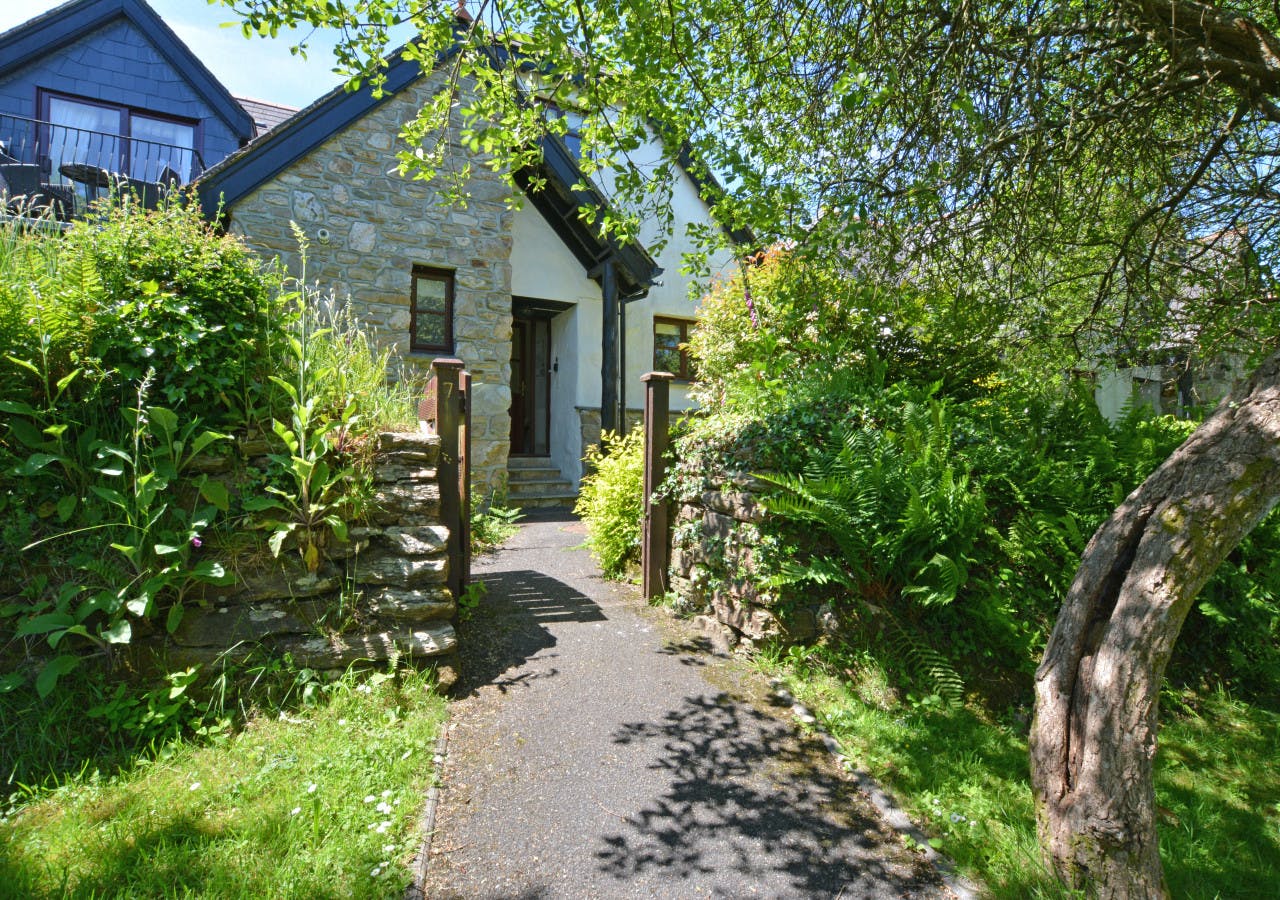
431 358 467 602
458 369 472 593
641 371 674 601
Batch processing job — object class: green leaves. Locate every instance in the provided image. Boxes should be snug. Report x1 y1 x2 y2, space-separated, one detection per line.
575 426 647 578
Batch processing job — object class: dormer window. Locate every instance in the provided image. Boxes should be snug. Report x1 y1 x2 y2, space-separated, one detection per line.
42 91 197 185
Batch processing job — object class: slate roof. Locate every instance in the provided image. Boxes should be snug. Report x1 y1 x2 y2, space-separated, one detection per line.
0 0 255 143
236 97 299 138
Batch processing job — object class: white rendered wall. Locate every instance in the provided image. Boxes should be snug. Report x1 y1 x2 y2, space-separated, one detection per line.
511 203 601 485
589 135 739 413
549 307 582 484
510 147 740 484
1095 366 1165 422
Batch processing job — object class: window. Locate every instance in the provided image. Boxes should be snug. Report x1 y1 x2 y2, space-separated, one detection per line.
653 317 694 380
541 102 584 158
411 266 454 353
41 91 197 183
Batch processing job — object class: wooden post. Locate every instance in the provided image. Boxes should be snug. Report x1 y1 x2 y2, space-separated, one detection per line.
432 358 466 602
458 369 472 593
601 258 619 434
641 371 674 601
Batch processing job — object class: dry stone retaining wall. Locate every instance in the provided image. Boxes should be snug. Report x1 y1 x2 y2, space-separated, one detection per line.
155 431 460 689
669 473 821 653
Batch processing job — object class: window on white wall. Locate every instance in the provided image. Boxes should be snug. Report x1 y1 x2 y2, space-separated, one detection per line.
653 317 694 381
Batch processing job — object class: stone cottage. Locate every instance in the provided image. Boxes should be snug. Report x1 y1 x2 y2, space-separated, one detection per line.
196 47 738 501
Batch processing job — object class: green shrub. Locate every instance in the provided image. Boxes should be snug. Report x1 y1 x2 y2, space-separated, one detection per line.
65 195 285 421
575 426 646 578
689 247 1004 413
671 348 1280 699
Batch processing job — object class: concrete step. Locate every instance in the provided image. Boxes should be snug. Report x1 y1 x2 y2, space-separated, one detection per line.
512 491 579 510
507 468 564 483
506 457 577 509
507 456 558 470
506 478 573 491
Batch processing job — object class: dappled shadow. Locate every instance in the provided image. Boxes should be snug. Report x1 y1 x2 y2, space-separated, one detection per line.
594 693 940 897
657 636 720 667
452 569 605 698
490 570 607 625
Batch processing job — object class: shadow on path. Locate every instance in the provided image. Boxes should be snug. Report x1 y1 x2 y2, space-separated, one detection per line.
595 694 935 897
452 568 606 698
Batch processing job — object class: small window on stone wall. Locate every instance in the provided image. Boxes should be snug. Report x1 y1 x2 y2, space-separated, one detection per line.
654 316 694 381
411 266 454 354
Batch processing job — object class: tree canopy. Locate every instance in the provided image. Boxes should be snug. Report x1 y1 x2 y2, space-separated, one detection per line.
221 0 1280 362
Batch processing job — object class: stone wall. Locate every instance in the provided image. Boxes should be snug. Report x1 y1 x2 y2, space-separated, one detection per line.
227 70 514 496
155 432 460 690
576 406 644 462
668 474 821 652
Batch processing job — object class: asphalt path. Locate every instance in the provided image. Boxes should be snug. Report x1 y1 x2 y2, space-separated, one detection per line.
419 513 949 899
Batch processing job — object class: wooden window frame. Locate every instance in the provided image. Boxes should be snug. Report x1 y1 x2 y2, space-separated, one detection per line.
410 265 455 354
37 89 203 179
653 316 694 381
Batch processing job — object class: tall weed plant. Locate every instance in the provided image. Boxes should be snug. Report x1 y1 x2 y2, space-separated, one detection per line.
246 227 419 571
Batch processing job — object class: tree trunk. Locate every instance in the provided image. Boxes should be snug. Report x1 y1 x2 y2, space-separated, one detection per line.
1030 348 1280 897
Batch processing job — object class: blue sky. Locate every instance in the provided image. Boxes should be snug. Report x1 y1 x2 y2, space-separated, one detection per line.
0 1 370 109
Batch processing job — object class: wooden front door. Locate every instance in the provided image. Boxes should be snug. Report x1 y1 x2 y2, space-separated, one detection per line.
509 314 550 455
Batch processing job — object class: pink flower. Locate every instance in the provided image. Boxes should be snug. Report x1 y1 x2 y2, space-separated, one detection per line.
191 535 202 549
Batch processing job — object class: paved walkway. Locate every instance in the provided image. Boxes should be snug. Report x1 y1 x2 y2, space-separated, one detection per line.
419 513 949 899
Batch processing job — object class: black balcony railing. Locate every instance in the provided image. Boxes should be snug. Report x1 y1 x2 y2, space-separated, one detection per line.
0 112 206 219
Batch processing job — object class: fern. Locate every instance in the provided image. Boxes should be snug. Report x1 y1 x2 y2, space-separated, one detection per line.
876 603 965 706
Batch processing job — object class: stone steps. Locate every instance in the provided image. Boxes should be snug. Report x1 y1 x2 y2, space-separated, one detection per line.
507 456 577 509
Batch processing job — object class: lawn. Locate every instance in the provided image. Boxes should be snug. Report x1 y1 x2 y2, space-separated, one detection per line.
0 665 447 899
768 652 1280 899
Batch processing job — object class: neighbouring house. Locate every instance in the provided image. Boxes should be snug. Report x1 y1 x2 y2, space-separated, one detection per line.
196 42 739 502
0 0 294 218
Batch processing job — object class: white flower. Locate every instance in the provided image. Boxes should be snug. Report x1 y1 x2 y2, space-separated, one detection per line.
382 844 396 854
189 782 202 791
291 807 302 816
370 866 382 878
381 789 392 798
950 813 965 823
375 820 391 834
364 795 376 803
338 718 348 726
307 783 318 794
376 801 393 814
357 683 372 694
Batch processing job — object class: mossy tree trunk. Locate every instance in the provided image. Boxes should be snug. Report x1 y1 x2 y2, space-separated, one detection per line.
1030 349 1280 897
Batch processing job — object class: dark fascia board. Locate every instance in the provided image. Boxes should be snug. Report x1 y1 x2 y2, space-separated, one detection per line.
0 0 255 142
532 133 662 297
674 141 757 248
200 43 662 296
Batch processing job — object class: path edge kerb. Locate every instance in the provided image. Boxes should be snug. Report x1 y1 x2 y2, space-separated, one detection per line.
769 678 983 900
406 717 452 899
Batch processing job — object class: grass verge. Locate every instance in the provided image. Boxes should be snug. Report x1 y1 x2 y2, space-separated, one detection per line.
0 665 447 899
764 649 1280 899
